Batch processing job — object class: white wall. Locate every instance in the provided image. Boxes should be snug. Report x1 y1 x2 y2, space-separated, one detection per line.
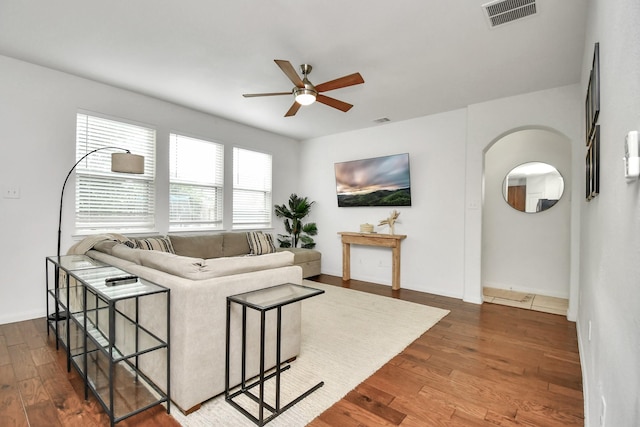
299 109 468 298
578 0 640 426
465 85 583 313
483 129 572 298
299 86 582 306
0 55 299 324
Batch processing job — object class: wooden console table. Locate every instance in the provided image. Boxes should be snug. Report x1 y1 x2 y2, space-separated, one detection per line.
338 232 407 290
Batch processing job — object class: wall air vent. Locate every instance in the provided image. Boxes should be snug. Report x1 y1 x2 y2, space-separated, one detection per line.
482 0 537 28
373 117 390 124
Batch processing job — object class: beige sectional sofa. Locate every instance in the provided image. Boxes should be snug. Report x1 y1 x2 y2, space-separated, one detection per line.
79 231 319 413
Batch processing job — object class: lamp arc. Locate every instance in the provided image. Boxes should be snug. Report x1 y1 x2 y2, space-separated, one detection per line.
57 146 144 257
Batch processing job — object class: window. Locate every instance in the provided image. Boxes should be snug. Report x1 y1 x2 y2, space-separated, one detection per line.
75 113 156 233
233 147 272 229
169 134 224 230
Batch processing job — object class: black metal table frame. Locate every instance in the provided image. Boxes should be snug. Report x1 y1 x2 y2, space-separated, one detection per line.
73 274 171 427
45 256 171 427
225 284 324 426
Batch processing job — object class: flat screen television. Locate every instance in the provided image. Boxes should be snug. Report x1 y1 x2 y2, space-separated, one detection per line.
335 153 412 207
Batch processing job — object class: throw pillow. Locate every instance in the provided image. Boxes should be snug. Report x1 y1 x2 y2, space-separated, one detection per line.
133 236 176 253
246 231 276 255
123 240 137 249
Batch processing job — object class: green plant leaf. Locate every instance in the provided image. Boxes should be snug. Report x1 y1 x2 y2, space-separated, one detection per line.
275 193 318 247
302 222 318 236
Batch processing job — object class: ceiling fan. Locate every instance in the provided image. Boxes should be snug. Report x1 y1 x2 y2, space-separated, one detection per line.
243 59 364 117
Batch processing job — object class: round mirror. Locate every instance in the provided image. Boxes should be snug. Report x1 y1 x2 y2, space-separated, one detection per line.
503 162 564 213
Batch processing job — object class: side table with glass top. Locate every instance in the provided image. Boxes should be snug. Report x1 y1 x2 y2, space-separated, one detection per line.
225 282 325 426
46 256 171 427
46 255 108 370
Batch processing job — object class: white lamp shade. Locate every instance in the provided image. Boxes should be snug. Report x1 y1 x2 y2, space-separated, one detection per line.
111 152 144 174
295 93 316 105
294 87 317 106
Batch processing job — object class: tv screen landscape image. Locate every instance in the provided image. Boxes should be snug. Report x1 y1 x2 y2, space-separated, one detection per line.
335 153 412 207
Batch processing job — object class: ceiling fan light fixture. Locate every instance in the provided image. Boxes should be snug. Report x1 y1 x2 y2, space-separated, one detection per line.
243 60 364 116
294 87 317 105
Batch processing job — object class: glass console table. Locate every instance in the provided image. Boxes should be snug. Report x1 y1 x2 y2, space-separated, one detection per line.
46 255 170 426
225 283 325 426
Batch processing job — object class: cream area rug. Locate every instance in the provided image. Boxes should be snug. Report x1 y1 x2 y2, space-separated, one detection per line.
171 281 449 427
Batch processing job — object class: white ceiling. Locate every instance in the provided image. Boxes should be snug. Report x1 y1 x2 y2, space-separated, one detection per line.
0 1 588 141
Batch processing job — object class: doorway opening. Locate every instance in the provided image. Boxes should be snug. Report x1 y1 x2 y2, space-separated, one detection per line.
482 129 572 316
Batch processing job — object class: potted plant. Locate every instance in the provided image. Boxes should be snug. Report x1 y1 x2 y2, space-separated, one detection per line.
274 193 318 249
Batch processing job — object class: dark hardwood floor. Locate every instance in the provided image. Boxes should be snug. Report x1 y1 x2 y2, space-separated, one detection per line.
0 275 583 426
307 275 583 426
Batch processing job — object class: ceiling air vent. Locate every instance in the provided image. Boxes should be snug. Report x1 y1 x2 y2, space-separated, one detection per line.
482 0 537 28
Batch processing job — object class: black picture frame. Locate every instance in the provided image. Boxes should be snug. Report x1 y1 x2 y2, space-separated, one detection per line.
585 43 600 145
586 125 600 201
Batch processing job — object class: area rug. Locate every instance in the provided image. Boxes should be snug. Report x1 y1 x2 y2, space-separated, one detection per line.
171 281 449 427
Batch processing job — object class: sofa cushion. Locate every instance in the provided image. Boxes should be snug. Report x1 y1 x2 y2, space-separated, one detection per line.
222 232 251 257
246 231 276 255
278 247 321 263
134 236 175 253
200 251 294 279
110 243 144 265
137 250 205 277
93 240 118 255
136 250 294 280
169 233 224 259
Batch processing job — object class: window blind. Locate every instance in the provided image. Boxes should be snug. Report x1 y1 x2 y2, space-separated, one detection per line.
232 147 272 229
75 113 156 233
169 134 224 230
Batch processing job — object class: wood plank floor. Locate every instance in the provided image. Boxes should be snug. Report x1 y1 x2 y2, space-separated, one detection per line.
0 316 179 427
307 275 583 426
0 275 583 426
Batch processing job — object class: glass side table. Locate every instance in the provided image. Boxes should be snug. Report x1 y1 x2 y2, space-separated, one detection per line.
67 265 171 427
225 283 325 426
46 255 109 369
46 256 171 427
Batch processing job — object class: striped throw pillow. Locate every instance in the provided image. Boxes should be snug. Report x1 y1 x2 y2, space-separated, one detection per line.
133 237 175 253
246 231 276 255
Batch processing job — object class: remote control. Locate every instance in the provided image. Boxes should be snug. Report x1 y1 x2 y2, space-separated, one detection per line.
105 275 138 286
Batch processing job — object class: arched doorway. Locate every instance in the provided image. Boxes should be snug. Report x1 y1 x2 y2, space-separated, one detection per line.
482 128 572 313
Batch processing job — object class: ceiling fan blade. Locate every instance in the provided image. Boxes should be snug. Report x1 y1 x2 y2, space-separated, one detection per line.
274 59 304 88
285 102 301 117
316 94 353 112
243 92 291 98
315 72 364 93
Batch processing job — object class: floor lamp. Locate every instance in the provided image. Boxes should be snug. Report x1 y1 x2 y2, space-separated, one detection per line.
57 147 144 258
51 146 143 322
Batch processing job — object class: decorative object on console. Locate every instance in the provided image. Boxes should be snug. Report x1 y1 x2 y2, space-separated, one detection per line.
274 193 318 249
360 223 374 233
335 153 412 207
57 147 144 258
378 209 401 235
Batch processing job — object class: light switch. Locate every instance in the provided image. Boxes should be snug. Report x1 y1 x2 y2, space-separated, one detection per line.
3 186 21 199
624 130 639 180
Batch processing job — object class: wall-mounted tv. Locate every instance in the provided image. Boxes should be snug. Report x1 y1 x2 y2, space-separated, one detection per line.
335 153 412 207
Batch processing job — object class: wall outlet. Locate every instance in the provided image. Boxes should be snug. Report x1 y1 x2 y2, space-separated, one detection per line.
600 395 606 427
